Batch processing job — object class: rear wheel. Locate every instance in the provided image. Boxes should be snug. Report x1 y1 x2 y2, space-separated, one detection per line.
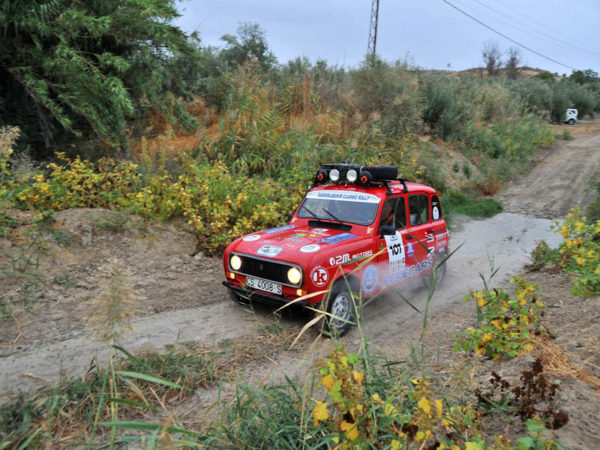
424 249 448 290
324 282 356 336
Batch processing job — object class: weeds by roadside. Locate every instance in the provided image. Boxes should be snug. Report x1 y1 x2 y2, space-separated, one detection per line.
529 207 600 297
454 276 546 359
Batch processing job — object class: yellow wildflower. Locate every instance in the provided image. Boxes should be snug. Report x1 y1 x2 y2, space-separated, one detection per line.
313 401 329 426
340 420 358 441
418 397 431 415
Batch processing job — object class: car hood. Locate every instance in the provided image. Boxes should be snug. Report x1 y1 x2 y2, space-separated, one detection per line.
232 224 360 260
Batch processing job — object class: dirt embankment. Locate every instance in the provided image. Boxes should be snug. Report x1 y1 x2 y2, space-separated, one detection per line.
0 122 599 445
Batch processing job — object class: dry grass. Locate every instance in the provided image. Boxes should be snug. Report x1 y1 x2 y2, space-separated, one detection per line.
537 338 600 391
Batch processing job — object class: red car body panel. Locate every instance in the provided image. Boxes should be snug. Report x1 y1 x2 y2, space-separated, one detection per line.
223 180 448 306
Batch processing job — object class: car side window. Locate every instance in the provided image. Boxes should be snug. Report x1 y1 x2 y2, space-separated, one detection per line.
431 195 442 221
380 197 407 230
408 194 429 226
394 197 407 229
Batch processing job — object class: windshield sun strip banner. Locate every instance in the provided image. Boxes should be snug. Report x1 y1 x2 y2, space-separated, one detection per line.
305 191 381 203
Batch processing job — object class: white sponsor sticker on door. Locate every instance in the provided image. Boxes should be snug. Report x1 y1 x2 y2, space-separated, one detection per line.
384 231 405 273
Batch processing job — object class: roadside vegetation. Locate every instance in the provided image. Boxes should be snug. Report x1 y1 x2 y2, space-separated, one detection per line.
1 1 599 448
3 215 594 448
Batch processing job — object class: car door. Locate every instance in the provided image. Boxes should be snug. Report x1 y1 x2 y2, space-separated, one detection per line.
430 194 449 254
376 195 410 290
407 193 434 274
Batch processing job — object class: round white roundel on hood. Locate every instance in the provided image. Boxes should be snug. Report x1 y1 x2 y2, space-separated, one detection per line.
300 244 320 253
243 235 261 242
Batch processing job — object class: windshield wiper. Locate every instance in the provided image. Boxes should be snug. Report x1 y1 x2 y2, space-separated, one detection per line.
321 207 343 223
301 205 318 218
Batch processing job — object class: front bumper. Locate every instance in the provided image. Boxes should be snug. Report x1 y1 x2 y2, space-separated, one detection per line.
222 281 311 308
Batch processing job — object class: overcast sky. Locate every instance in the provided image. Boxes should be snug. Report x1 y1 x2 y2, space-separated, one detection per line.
175 0 600 75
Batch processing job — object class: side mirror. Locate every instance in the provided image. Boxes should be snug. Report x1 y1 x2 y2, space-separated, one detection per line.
286 213 293 223
380 225 396 236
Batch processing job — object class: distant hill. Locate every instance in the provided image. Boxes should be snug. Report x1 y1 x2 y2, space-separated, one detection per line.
457 66 561 79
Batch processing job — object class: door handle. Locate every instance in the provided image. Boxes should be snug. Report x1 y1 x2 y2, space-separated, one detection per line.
427 229 435 234
405 234 414 240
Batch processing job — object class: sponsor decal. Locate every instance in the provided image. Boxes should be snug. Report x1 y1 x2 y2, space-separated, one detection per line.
382 257 433 288
367 227 373 234
362 265 378 293
406 242 415 258
264 225 296 234
320 233 357 245
310 266 329 287
436 239 448 251
432 206 440 221
293 228 329 238
300 244 320 253
286 232 307 241
256 244 283 258
425 233 435 244
306 191 381 204
353 250 373 260
330 254 350 266
436 231 448 240
243 234 261 242
330 250 374 266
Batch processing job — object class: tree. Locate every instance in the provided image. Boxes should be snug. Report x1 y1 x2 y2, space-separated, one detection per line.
482 40 502 77
570 69 600 85
505 47 521 80
219 23 277 72
532 72 556 83
0 0 196 157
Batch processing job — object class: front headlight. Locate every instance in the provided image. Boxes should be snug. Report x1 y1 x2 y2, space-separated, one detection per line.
287 267 302 285
230 254 242 271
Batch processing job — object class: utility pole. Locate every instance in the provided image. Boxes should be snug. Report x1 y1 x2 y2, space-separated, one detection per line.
367 0 380 61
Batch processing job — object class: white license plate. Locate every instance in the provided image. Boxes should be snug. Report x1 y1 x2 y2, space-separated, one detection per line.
246 276 282 295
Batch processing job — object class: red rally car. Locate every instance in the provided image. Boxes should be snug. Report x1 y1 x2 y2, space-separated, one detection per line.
223 163 449 335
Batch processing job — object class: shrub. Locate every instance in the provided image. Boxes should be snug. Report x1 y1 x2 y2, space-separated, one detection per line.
554 207 600 296
454 276 546 359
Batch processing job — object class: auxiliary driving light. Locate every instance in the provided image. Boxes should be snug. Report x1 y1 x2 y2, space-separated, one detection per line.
346 169 357 183
230 254 242 271
329 169 340 182
287 267 302 285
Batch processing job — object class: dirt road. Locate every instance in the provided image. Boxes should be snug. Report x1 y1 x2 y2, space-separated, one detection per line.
498 121 600 218
1 124 599 401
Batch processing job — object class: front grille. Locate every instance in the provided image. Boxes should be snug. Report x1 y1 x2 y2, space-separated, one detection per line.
232 254 300 286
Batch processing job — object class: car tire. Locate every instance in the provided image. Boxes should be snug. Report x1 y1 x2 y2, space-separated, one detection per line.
424 249 448 290
568 118 575 125
363 166 398 181
324 281 356 336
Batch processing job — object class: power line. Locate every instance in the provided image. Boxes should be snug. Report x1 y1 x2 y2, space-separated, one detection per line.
494 0 600 55
469 0 600 59
441 0 577 71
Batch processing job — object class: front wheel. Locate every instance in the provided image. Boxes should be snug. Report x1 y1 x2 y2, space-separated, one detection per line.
324 282 356 336
568 118 575 125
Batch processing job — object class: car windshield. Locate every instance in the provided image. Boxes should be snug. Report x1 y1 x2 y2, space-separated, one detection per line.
297 191 380 226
